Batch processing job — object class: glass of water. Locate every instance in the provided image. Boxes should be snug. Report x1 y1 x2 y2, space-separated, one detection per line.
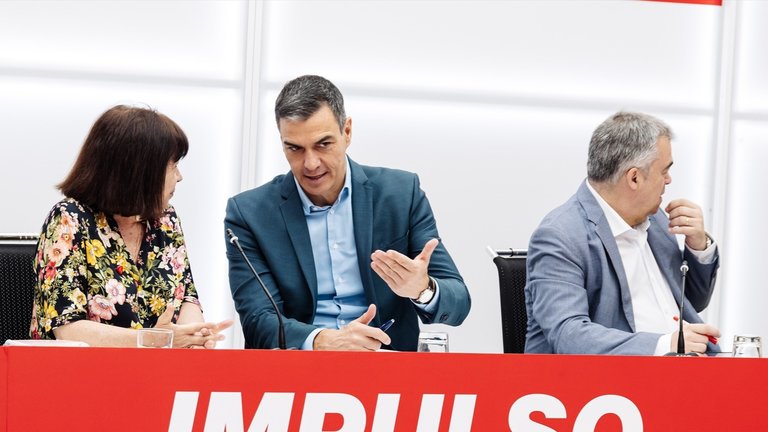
733 335 762 358
417 331 449 353
137 328 174 348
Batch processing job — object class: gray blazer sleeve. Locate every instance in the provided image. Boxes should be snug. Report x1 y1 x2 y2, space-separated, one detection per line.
525 223 660 355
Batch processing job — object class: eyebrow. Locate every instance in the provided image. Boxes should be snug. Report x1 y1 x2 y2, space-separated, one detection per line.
664 161 674 171
282 134 335 147
314 134 334 144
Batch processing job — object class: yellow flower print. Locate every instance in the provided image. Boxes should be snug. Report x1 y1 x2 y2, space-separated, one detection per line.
131 321 143 329
44 302 58 318
149 295 166 315
42 302 59 331
114 254 129 269
68 288 87 308
85 239 106 265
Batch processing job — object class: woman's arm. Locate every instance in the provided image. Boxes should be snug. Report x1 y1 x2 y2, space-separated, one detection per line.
53 320 138 347
177 301 205 324
53 305 231 348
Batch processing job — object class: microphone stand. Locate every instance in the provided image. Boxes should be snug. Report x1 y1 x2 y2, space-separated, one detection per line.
665 260 697 357
227 228 287 350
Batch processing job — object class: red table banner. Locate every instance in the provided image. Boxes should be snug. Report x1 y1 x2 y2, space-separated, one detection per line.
2 346 765 431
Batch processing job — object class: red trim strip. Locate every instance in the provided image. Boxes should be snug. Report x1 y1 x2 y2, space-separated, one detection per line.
644 0 722 5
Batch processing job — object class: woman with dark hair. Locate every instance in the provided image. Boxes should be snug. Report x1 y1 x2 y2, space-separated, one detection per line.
30 105 231 348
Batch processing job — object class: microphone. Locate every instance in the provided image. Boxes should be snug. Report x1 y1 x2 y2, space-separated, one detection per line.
665 260 696 356
226 228 286 350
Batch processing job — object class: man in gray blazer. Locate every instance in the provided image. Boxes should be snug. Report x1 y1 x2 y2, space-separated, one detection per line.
525 112 720 355
225 75 470 351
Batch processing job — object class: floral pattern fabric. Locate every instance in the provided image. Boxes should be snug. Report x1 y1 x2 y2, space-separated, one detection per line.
31 198 199 339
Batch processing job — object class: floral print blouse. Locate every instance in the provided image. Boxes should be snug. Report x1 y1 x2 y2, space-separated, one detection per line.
31 198 200 339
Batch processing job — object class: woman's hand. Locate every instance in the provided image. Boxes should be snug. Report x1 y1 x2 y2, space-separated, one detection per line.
154 306 233 349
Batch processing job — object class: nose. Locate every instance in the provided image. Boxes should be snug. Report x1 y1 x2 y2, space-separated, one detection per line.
665 172 671 185
176 167 183 183
304 150 320 171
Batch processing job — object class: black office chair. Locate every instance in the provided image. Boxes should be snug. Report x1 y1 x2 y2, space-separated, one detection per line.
489 247 528 353
0 233 39 345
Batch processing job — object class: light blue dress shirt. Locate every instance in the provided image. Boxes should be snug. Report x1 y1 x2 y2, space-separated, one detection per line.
296 158 439 350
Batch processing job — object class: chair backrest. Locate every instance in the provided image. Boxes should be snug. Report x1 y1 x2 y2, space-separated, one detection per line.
0 234 39 345
491 248 527 353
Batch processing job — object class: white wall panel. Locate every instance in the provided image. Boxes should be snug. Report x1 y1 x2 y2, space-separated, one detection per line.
654 113 715 218
719 120 768 348
719 0 768 350
255 89 289 185
733 0 768 114
0 0 246 81
262 0 718 109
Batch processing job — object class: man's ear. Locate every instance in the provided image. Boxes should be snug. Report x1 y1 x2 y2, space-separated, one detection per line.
343 116 352 146
625 167 641 191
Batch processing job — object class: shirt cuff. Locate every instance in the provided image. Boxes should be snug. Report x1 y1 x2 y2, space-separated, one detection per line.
686 235 717 264
301 328 323 351
654 333 673 356
412 278 441 314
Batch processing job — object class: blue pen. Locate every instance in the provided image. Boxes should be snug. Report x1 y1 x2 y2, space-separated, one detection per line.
379 318 395 332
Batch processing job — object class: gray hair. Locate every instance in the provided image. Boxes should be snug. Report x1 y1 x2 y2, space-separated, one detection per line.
274 75 346 132
587 111 674 184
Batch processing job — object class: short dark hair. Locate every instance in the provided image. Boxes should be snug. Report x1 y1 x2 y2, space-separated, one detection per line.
274 75 346 131
587 111 674 184
59 105 188 220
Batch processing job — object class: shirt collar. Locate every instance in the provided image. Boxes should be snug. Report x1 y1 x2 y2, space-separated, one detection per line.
586 180 648 237
294 156 352 215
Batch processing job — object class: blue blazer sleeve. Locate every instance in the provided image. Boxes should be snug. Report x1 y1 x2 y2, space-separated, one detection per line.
405 175 471 326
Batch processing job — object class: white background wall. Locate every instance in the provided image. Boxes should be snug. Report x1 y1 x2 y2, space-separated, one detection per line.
0 0 763 353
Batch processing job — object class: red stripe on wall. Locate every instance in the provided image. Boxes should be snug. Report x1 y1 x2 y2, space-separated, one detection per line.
644 0 722 5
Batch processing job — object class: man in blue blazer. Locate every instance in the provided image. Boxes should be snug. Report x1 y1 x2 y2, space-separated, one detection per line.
225 75 470 351
525 112 720 355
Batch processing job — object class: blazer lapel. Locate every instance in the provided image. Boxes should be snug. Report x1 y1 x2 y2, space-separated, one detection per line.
279 172 318 301
349 159 378 307
647 213 684 306
576 181 637 330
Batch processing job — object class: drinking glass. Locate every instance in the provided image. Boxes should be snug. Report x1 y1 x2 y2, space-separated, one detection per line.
732 335 762 358
137 328 174 348
417 331 449 353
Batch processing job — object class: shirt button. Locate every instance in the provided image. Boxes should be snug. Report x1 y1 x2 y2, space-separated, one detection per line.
330 209 335 215
333 243 338 249
340 319 346 325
